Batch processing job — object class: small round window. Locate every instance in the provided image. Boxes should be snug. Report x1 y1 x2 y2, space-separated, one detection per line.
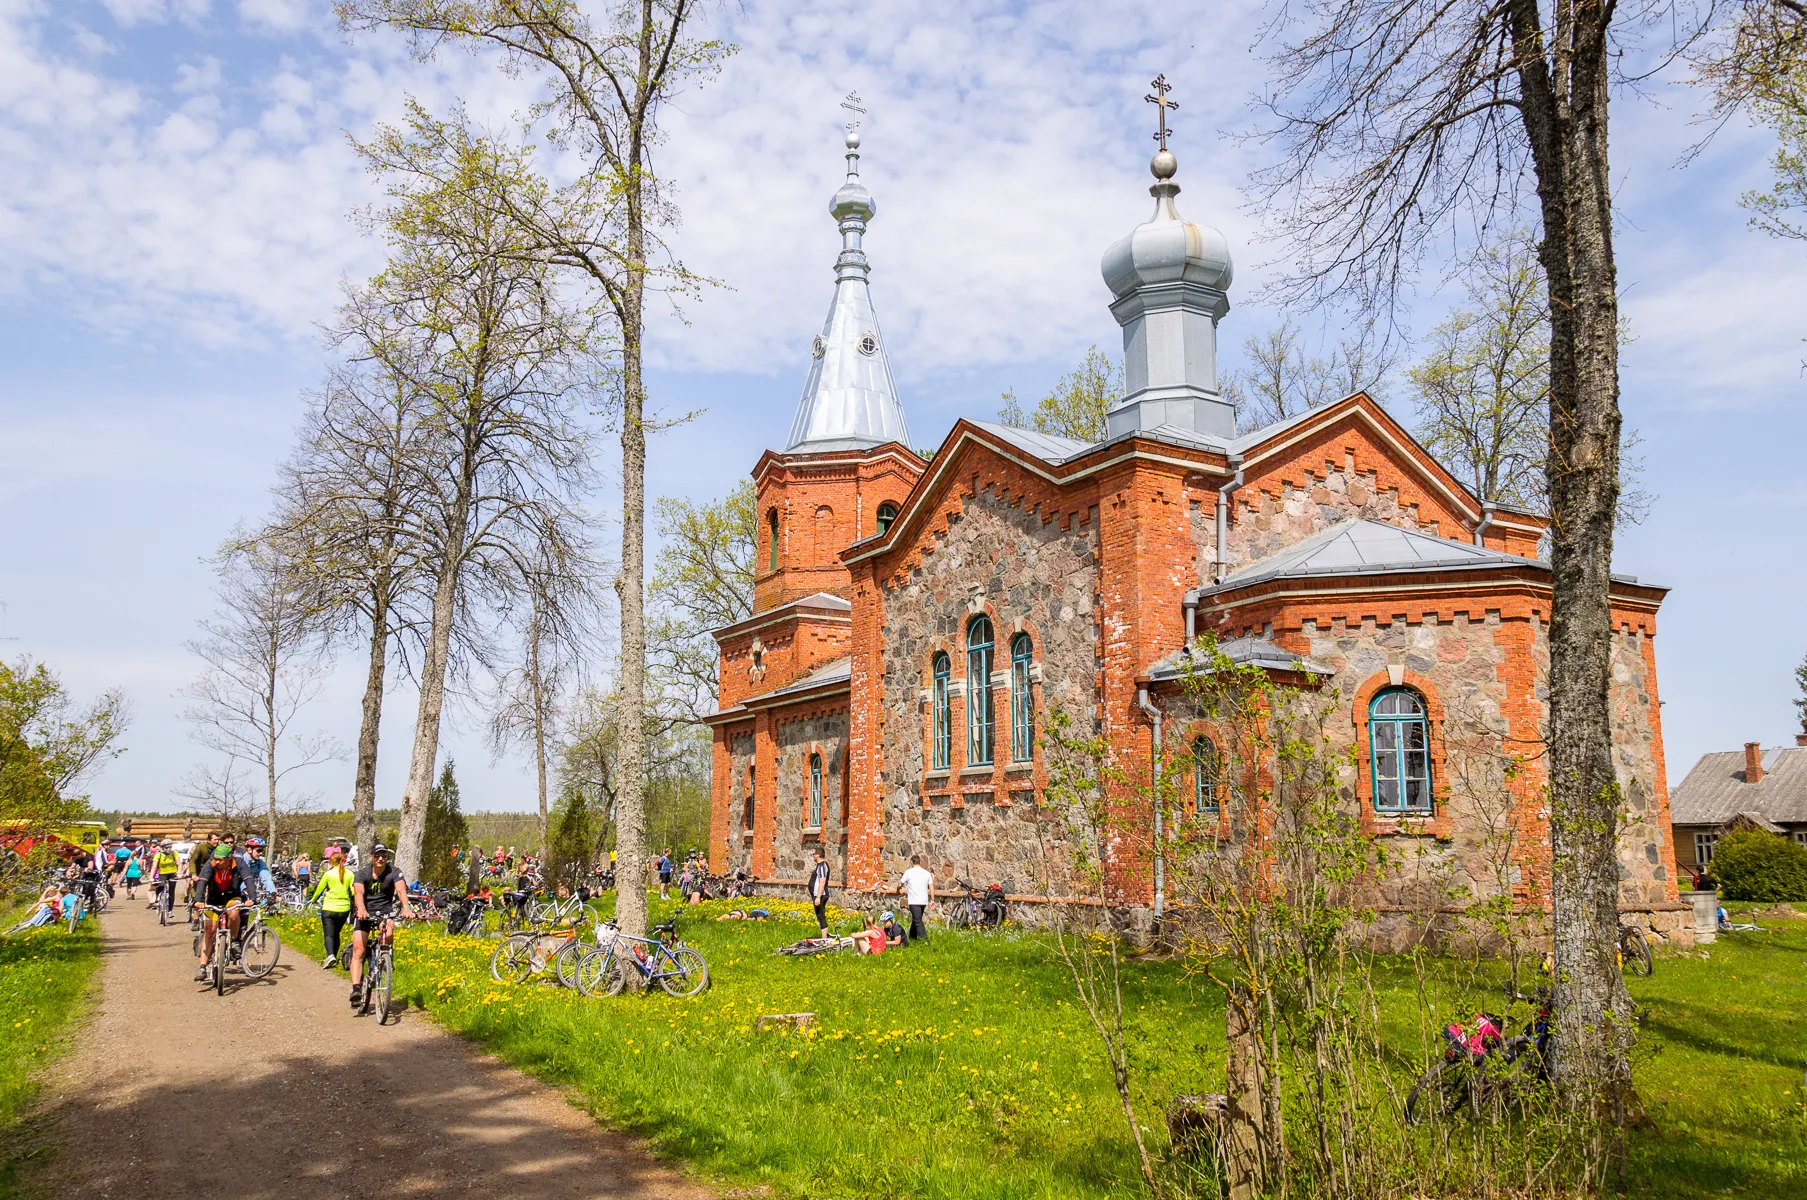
811 335 827 358
858 332 878 356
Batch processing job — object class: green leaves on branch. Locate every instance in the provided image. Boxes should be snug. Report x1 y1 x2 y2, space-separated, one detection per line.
0 656 128 831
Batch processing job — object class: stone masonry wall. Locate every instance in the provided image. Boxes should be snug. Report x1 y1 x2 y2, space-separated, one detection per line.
772 710 849 881
877 479 1100 891
724 730 755 876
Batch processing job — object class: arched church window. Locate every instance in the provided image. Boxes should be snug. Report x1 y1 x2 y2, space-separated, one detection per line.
876 502 898 536
931 654 951 770
1369 688 1432 813
744 766 755 832
1192 736 1220 816
808 753 824 829
967 615 995 767
768 510 780 572
1009 633 1034 762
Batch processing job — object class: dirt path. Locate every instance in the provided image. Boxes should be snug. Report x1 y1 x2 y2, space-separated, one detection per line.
31 901 716 1199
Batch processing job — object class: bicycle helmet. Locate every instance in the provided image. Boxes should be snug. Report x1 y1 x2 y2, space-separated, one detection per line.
245 837 265 847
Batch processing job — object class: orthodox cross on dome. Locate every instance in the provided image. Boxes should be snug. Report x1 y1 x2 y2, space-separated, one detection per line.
1145 74 1178 152
841 90 866 133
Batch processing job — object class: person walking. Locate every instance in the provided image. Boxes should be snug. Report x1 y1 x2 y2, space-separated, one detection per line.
808 847 831 938
657 849 673 900
900 855 933 942
122 846 143 900
310 845 355 969
292 850 312 898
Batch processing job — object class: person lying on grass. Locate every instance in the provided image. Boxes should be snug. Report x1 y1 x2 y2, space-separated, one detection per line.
716 908 773 921
6 884 68 932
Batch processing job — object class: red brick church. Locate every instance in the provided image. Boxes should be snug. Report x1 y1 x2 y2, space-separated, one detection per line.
704 119 1688 940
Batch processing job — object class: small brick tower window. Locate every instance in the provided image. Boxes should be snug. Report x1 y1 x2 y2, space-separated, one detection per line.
744 766 755 832
1369 688 1432 813
876 502 898 536
967 615 995 766
767 509 781 571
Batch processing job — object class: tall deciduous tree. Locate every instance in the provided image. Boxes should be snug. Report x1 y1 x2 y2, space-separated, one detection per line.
337 0 732 938
264 365 436 857
180 543 339 850
346 114 602 883
1250 0 1709 1125
649 481 755 724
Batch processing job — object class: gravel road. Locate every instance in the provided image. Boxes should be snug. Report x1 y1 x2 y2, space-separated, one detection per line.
30 901 716 1199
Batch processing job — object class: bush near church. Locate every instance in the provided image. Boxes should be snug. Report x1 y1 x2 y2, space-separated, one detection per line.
1711 830 1807 902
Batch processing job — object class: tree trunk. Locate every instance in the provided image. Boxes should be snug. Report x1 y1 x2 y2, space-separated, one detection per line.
531 613 549 855
1507 0 1638 1120
265 635 279 852
611 54 652 938
351 585 392 858
1224 983 1265 1200
397 545 461 880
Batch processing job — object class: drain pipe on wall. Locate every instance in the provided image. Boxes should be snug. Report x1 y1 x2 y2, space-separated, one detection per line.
1135 684 1165 928
1215 452 1245 583
1473 500 1497 547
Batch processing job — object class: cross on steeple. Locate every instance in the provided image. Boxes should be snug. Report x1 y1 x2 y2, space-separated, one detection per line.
841 90 866 133
1145 74 1178 152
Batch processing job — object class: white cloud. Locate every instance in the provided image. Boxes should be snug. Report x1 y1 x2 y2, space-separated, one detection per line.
237 0 308 33
98 0 210 28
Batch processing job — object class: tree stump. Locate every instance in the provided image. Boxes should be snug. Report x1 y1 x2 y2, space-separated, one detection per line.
1166 1092 1228 1163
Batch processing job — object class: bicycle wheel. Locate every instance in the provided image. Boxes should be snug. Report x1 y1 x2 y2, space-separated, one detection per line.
657 946 710 997
240 924 282 979
66 896 80 933
490 935 535 984
213 936 227 996
374 952 394 1024
1619 927 1653 977
1404 1059 1467 1124
554 939 586 989
573 947 617 998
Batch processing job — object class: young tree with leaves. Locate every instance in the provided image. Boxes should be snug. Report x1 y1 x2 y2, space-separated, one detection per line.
1249 0 1714 1123
997 345 1123 442
0 657 128 840
649 481 755 724
338 0 732 942
180 543 339 851
421 760 470 888
344 113 602 883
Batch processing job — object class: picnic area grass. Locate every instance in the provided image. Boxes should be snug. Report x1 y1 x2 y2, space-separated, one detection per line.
276 898 1807 1199
0 914 102 1191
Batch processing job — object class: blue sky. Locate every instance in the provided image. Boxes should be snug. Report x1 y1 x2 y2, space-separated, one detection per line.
1 0 1802 815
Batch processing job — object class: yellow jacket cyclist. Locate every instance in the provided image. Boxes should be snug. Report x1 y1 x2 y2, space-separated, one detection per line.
309 850 356 969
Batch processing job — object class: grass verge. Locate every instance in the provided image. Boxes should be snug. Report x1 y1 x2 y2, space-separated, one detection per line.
0 916 102 1193
275 898 1807 1199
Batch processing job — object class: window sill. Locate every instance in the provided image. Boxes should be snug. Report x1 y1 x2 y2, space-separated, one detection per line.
1367 813 1446 839
1004 761 1033 774
924 770 951 782
960 765 995 777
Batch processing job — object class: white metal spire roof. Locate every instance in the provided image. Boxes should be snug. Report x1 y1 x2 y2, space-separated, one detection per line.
784 111 911 454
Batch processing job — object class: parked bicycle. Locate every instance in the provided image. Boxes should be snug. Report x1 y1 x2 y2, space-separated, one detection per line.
1618 924 1653 977
944 879 1008 929
1405 988 1551 1123
490 922 590 989
575 920 709 998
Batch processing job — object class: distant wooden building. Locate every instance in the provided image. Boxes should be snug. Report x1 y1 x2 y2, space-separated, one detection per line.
1670 740 1807 885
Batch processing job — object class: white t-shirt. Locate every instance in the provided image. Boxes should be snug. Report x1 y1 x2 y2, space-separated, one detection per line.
901 865 933 907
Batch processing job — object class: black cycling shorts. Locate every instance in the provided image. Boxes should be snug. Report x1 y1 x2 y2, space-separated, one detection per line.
355 911 396 933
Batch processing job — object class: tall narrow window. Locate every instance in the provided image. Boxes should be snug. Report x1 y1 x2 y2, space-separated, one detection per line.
768 510 780 571
1192 736 1219 816
744 767 755 831
967 615 995 766
808 753 824 829
931 653 951 770
1369 688 1432 813
876 502 898 536
1009 633 1034 762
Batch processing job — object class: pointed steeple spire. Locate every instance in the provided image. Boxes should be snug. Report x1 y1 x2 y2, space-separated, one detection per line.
785 98 911 453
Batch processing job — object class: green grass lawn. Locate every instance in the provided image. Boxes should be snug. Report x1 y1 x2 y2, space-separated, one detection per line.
0 915 102 1191
276 899 1807 1200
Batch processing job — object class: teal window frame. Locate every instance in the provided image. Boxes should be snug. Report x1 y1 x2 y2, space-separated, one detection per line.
1192 736 1220 816
931 654 951 770
808 753 824 828
967 615 995 767
1369 688 1432 813
1009 633 1034 762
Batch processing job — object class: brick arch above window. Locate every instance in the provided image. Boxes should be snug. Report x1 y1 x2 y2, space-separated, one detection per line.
1350 670 1452 839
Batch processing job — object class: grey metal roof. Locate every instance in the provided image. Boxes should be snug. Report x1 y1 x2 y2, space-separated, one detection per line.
786 133 911 453
1205 518 1536 594
763 656 852 699
1670 747 1807 826
969 420 1097 464
1146 635 1333 681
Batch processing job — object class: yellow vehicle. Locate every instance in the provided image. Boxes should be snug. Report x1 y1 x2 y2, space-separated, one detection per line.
0 819 108 859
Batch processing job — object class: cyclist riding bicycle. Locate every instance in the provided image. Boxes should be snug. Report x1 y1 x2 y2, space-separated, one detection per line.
194 844 252 981
149 841 179 911
349 844 415 1009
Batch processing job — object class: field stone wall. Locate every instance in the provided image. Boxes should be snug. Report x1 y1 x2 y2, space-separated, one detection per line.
877 482 1100 890
773 711 848 881
724 731 754 876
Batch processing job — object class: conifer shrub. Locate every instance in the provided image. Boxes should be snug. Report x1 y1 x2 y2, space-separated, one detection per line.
1711 829 1807 902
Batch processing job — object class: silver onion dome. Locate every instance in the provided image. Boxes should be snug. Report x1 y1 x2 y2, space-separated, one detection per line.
1100 150 1233 299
